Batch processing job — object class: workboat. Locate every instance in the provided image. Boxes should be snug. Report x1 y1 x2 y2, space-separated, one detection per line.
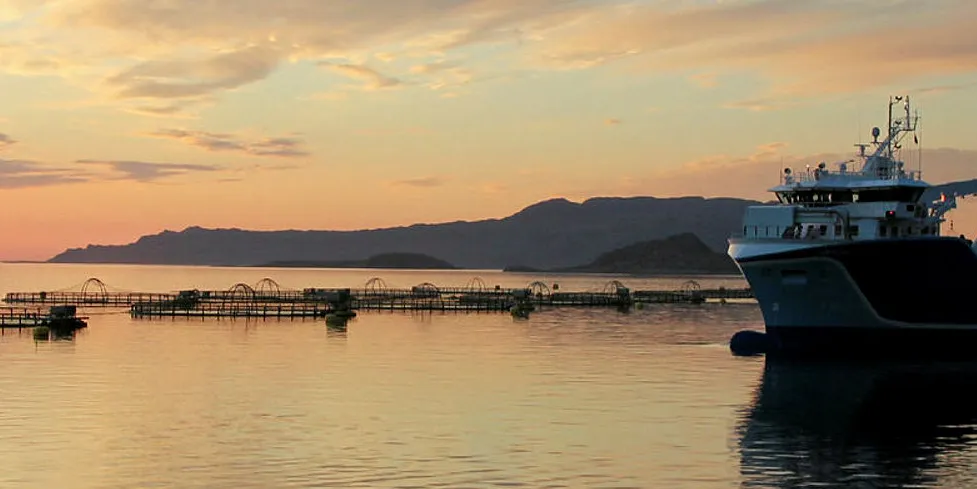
727 96 977 357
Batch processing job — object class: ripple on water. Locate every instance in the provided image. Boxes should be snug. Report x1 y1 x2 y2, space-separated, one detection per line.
3 267 977 488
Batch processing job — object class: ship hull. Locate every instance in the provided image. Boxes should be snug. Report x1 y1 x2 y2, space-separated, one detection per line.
728 237 977 358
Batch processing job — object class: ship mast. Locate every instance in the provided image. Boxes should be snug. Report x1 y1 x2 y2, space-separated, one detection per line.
862 95 918 175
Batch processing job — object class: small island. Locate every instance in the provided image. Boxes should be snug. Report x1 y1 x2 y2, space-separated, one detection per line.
506 233 741 276
257 252 458 270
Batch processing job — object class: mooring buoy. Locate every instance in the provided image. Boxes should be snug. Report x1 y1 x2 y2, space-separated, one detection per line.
729 330 770 357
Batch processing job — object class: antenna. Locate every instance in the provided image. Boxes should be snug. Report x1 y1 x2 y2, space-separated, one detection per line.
887 95 893 155
917 110 923 179
905 95 911 128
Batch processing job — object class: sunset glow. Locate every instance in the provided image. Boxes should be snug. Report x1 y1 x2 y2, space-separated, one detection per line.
2 0 977 260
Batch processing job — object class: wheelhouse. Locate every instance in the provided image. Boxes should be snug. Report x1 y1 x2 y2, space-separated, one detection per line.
737 95 959 243
774 186 926 206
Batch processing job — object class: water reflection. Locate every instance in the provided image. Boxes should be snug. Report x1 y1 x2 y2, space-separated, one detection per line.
738 358 977 488
30 327 79 342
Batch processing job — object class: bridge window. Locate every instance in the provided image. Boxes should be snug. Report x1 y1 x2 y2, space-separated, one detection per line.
831 191 854 203
855 187 925 203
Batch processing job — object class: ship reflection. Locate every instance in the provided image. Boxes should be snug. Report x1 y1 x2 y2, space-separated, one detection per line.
738 358 977 488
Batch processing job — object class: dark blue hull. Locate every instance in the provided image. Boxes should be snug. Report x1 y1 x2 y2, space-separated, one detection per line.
765 326 977 359
733 237 977 358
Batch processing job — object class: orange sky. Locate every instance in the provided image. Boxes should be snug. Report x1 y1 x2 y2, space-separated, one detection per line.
2 0 977 260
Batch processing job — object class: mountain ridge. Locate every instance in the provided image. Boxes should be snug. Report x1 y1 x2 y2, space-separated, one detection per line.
49 195 759 269
48 179 977 269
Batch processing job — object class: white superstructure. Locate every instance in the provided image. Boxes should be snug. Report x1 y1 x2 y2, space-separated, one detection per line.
729 95 959 261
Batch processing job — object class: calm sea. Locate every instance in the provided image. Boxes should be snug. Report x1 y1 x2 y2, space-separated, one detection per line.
1 263 975 488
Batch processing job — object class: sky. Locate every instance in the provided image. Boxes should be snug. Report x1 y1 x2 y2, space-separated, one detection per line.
2 0 977 260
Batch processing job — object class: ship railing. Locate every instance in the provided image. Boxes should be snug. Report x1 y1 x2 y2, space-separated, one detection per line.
784 168 921 185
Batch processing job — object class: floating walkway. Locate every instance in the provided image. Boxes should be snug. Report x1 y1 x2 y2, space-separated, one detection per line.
0 305 88 329
130 302 334 319
3 277 754 319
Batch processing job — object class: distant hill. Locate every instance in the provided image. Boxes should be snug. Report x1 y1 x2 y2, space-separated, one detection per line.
48 196 759 269
557 233 740 275
258 253 456 270
48 178 977 270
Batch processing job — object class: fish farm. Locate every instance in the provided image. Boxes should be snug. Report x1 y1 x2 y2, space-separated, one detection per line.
2 277 755 320
0 305 88 330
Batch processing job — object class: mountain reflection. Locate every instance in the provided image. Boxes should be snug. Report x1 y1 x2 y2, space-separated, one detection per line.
738 358 977 488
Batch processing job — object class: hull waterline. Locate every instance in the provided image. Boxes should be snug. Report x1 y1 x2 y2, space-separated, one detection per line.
729 237 977 358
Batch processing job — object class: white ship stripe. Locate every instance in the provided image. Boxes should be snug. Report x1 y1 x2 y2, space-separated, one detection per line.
727 239 833 261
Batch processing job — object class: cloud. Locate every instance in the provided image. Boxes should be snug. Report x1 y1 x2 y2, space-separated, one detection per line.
606 143 977 202
318 57 519 99
537 48 640 71
0 39 78 76
605 118 622 126
5 0 976 114
76 159 221 182
910 80 977 96
688 72 718 89
320 62 403 91
0 150 289 189
353 127 435 137
0 133 15 150
390 176 447 188
51 0 587 51
410 60 462 75
528 0 977 99
0 156 230 188
302 91 349 102
722 97 803 112
0 0 598 111
122 97 215 118
104 45 280 103
409 59 475 91
480 182 508 194
127 105 187 116
148 129 310 157
0 159 88 189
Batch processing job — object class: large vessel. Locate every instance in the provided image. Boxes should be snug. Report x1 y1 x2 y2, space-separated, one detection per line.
727 96 977 356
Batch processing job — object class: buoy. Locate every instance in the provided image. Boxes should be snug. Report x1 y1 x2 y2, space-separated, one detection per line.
325 313 350 331
33 326 50 341
729 330 770 356
511 308 530 319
